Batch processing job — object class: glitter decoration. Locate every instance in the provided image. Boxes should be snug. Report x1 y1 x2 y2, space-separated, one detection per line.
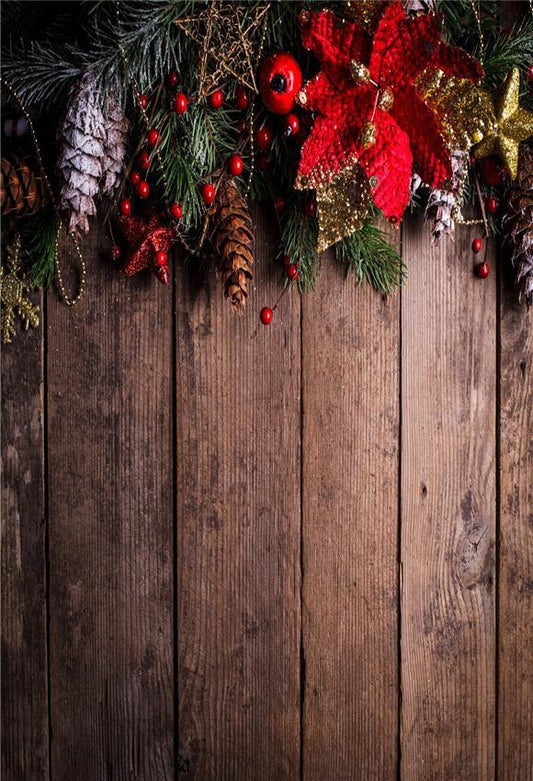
378 87 394 111
315 165 371 252
473 68 533 180
344 0 386 29
361 121 377 149
0 235 40 343
350 61 371 85
116 211 174 285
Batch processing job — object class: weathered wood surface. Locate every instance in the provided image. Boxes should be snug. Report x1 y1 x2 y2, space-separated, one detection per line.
1 211 532 781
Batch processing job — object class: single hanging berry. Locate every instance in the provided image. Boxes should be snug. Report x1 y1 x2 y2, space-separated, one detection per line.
138 94 148 110
120 197 132 216
286 263 299 281
173 92 188 115
209 90 224 109
201 183 216 205
130 170 141 185
170 202 183 220
137 151 150 171
475 261 490 279
147 128 160 147
255 125 273 150
136 180 150 199
234 86 249 111
228 154 243 177
486 196 498 214
258 52 302 115
260 307 273 325
472 237 482 253
283 113 300 138
167 70 178 87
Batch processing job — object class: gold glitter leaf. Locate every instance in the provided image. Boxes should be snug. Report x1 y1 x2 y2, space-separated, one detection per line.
316 166 371 252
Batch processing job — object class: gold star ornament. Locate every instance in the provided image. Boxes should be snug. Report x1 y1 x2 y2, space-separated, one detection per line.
474 68 533 180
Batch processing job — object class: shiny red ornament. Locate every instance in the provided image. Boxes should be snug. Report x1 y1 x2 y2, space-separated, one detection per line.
170 202 183 220
258 52 303 115
147 128 160 147
120 198 132 216
201 183 216 205
138 94 148 110
228 154 243 177
475 261 490 279
255 125 273 150
260 306 273 325
283 113 300 138
472 237 482 253
234 86 249 110
130 170 141 185
287 263 299 281
173 92 188 114
209 90 224 108
274 195 286 213
167 70 179 87
116 211 174 285
486 196 498 214
136 180 150 199
137 151 150 171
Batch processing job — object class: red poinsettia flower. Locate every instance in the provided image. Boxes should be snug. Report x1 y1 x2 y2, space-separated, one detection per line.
297 3 483 222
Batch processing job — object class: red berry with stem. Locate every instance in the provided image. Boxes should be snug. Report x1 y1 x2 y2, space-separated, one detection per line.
472 237 483 253
173 92 188 115
287 263 299 281
138 93 148 110
283 113 300 138
228 153 243 177
167 70 178 87
486 196 498 214
234 86 249 110
136 180 150 199
274 195 286 213
258 51 303 115
209 89 224 108
137 150 150 171
475 261 490 279
255 125 273 150
201 183 216 206
147 128 160 147
130 170 141 185
260 306 273 325
170 202 183 220
120 198 132 216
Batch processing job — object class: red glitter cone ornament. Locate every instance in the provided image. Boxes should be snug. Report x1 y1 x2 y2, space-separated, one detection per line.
116 211 174 285
296 4 484 226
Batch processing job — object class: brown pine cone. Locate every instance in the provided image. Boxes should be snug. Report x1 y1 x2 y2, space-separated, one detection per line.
0 155 48 215
503 145 533 305
210 180 254 312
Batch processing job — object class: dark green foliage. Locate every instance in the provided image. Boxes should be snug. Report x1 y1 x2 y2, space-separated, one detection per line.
335 221 405 295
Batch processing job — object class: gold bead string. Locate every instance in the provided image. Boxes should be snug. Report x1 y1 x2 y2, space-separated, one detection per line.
245 9 269 198
0 75 86 306
469 0 485 64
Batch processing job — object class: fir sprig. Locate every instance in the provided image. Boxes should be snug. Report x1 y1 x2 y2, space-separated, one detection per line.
280 198 319 290
335 221 405 295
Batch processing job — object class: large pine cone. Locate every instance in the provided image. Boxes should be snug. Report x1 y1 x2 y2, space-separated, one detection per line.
503 146 533 305
0 155 48 215
101 94 129 197
210 180 254 312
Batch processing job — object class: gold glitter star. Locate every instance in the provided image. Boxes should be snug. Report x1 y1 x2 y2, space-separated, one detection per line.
316 165 371 252
474 68 533 180
0 235 40 343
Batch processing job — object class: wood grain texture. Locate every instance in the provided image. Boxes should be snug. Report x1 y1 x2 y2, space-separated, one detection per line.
46 226 174 780
175 210 301 779
301 237 400 780
1 298 48 781
498 282 533 780
401 215 496 779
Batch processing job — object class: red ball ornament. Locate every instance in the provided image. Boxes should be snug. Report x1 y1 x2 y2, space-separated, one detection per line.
155 249 168 266
258 51 303 115
120 198 132 216
137 150 150 171
234 86 249 110
147 128 160 147
209 90 224 108
303 199 317 218
173 92 188 115
201 183 216 206
260 306 273 325
472 237 483 254
138 94 148 110
255 125 273 150
475 261 490 279
286 263 299 281
486 196 498 214
130 170 141 186
136 180 150 199
170 202 183 220
228 153 243 177
283 113 300 138
167 70 179 87
258 152 270 172
274 195 286 213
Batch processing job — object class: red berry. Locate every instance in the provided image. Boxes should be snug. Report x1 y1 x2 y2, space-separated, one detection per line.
137 151 150 171
167 70 178 87
170 202 183 220
258 51 303 115
258 152 270 171
173 92 188 115
475 261 490 279
472 237 483 253
234 86 249 110
236 118 247 135
274 195 286 213
147 128 160 147
255 125 273 150
120 198 132 216
282 254 290 266
303 199 317 218
130 169 141 185
111 244 122 261
155 249 168 266
201 183 216 206
136 180 150 199
228 153 243 177
287 263 299 281
138 94 148 110
260 306 273 325
283 113 300 138
486 196 498 214
209 90 224 109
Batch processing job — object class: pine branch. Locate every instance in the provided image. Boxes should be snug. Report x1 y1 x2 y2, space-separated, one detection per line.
279 197 319 290
335 221 405 294
20 208 60 289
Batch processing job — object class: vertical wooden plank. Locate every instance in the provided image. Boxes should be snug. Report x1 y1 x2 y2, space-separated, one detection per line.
401 215 496 779
47 226 174 780
301 238 400 780
176 211 301 779
1 309 48 781
498 277 533 778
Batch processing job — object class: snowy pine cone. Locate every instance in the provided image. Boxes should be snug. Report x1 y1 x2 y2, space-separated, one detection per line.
425 151 467 243
101 94 129 197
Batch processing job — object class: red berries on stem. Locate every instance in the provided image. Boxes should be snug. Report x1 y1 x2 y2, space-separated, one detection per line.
201 183 216 206
472 237 482 253
486 196 498 214
286 263 298 281
138 94 148 110
260 307 273 325
173 92 188 115
136 180 150 199
170 202 183 220
476 262 490 279
137 151 150 171
120 198 132 216
228 153 243 177
234 86 249 110
209 90 224 109
130 170 141 186
147 128 160 147
255 125 273 150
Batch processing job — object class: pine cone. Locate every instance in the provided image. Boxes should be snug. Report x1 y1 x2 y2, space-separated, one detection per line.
425 150 467 242
503 145 533 305
101 94 129 197
0 155 48 215
210 180 254 312
57 72 106 234
403 0 436 14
